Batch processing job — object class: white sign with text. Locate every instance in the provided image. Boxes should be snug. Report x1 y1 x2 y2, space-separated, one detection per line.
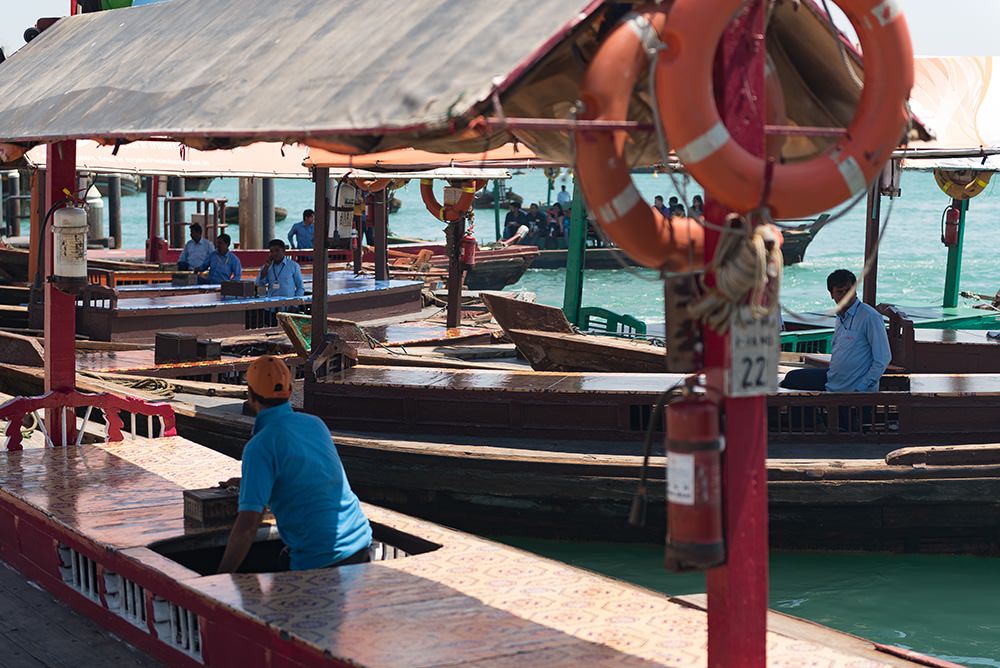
728 306 779 397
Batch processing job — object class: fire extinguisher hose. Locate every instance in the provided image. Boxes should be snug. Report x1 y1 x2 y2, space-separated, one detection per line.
628 378 686 528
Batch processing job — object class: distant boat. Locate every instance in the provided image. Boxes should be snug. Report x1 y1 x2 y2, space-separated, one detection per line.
184 177 216 192
224 205 288 224
474 188 523 210
93 174 141 197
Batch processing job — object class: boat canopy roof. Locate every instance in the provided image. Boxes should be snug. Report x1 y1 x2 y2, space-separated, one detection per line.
21 140 509 180
0 0 928 168
305 144 557 170
900 57 1000 172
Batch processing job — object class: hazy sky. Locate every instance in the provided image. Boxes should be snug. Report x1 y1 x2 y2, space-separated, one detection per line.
2 0 999 58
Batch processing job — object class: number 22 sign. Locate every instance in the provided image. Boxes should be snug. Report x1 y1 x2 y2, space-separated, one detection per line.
727 306 779 397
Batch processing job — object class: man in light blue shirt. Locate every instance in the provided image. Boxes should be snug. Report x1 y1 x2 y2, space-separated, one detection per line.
197 233 242 284
176 223 213 271
287 209 315 249
255 239 304 298
781 269 891 392
218 356 372 572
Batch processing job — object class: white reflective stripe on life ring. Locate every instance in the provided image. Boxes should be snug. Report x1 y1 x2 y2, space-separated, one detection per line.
598 183 643 225
871 0 902 27
624 12 663 54
835 154 867 196
676 121 730 165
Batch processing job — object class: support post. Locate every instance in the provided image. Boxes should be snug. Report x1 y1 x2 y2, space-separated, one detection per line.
238 177 263 250
374 188 388 281
144 176 162 263
546 175 554 207
107 175 122 249
862 183 881 306
310 168 330 348
168 176 186 245
261 178 275 244
704 3 768 666
29 172 44 279
9 171 21 237
44 141 78 445
446 217 465 328
353 197 365 273
562 177 586 326
943 198 968 309
493 180 502 242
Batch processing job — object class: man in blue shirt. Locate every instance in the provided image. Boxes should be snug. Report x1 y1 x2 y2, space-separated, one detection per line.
218 356 372 573
255 239 305 298
176 223 213 271
287 209 315 249
781 269 891 392
197 233 242 284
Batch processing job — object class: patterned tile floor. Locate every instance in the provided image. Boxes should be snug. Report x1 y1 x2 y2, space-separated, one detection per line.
0 437 920 667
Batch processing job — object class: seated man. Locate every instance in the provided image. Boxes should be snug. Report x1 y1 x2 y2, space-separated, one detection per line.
218 356 372 572
782 269 891 392
255 239 304 298
176 222 212 271
196 233 242 284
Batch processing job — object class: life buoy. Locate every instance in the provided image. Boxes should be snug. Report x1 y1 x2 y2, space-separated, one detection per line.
420 179 476 222
657 0 913 219
574 8 703 270
934 169 992 201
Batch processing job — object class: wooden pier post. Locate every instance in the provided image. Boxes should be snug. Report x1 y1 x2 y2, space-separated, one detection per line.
168 176 185 245
311 168 330 348
239 177 263 249
446 216 464 329
144 176 162 263
704 3 768 666
107 175 122 249
261 178 275 244
374 188 388 282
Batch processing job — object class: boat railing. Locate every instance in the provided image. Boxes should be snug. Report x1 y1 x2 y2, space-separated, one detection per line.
768 392 898 438
779 329 834 354
0 390 176 450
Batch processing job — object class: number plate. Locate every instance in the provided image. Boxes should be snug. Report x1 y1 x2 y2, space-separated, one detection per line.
728 306 779 397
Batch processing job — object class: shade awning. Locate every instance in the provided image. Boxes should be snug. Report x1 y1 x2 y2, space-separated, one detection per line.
305 143 556 171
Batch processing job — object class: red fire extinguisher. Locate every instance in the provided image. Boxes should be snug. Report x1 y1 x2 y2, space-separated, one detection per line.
664 395 725 571
941 205 960 247
460 232 478 266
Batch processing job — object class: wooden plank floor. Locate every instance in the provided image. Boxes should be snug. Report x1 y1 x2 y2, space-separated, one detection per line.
0 562 160 667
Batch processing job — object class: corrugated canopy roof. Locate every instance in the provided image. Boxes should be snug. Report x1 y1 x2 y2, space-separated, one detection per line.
305 143 555 170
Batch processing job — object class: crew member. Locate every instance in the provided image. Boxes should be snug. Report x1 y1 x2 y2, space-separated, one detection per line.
176 222 213 271
196 233 242 284
218 356 372 572
287 209 315 249
256 239 304 298
556 184 572 208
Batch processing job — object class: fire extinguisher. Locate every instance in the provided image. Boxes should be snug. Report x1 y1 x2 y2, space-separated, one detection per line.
664 395 725 571
460 232 478 266
941 205 960 247
50 205 89 294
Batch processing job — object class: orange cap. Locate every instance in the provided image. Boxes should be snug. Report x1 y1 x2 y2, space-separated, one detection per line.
246 355 292 400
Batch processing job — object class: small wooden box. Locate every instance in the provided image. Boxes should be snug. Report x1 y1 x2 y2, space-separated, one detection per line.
155 332 199 364
221 280 257 298
197 339 222 360
183 486 239 525
171 272 198 286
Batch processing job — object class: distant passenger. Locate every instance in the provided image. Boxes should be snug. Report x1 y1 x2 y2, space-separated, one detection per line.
653 195 669 216
668 196 686 218
177 222 213 271
525 203 547 243
557 184 572 208
503 202 528 239
287 209 315 249
781 269 890 392
690 195 704 217
256 239 304 298
197 233 242 284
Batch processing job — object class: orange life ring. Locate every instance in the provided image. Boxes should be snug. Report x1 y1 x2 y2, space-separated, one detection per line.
420 179 476 222
657 0 913 219
934 169 991 201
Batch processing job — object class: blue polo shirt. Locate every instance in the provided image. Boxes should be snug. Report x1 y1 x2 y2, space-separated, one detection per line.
826 299 891 392
255 257 305 298
287 221 315 249
198 250 242 284
238 402 372 570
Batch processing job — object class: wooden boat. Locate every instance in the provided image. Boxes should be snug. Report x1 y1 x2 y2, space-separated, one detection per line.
506 328 666 372
480 290 574 333
367 242 539 290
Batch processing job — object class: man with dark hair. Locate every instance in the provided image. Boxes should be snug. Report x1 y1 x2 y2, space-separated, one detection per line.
781 269 890 392
653 195 669 216
196 233 241 284
256 239 304 298
287 209 315 249
503 202 527 239
176 222 212 271
218 356 372 573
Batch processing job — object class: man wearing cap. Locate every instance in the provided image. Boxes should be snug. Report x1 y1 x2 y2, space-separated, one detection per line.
176 223 213 271
218 356 372 573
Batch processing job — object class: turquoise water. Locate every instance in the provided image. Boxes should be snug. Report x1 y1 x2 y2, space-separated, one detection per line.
107 170 1000 664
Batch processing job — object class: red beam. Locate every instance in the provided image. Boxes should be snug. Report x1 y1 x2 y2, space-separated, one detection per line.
705 3 769 667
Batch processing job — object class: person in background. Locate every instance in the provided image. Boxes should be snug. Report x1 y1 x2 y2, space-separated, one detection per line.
256 239 304 298
177 222 213 271
525 203 547 244
781 269 890 392
287 209 315 249
556 184 572 208
197 233 242 284
546 204 565 249
668 196 686 218
503 202 528 239
218 356 372 573
690 195 704 217
653 195 669 216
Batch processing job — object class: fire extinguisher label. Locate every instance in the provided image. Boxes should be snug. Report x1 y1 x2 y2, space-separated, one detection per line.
667 453 695 505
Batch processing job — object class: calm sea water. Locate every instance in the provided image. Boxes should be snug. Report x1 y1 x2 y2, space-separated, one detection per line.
108 169 1000 664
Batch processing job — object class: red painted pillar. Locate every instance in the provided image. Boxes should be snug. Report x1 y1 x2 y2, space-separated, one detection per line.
44 141 78 445
704 3 768 667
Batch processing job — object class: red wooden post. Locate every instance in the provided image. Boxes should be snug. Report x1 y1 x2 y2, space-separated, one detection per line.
704 2 768 666
44 141 78 445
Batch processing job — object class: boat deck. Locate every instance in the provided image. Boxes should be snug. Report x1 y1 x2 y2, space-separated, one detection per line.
0 436 927 667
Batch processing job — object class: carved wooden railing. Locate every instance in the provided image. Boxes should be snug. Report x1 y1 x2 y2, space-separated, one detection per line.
0 391 176 450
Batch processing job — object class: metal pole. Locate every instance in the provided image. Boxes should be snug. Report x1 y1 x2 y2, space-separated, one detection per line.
45 141 78 445
9 171 21 237
943 198 968 309
310 168 330 349
145 176 162 263
353 195 365 273
262 178 275 244
705 3 768 666
862 183 881 306
446 217 464 328
107 175 122 249
168 176 186 245
547 175 554 207
374 189 388 281
493 180 502 242
562 177 586 326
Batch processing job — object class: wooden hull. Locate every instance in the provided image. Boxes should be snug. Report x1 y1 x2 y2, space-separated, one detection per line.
507 328 666 372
